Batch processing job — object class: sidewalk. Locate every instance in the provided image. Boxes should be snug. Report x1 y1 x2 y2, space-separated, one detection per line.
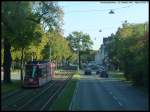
1 70 21 81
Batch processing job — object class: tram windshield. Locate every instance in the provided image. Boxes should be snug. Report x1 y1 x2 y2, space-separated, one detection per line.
25 65 43 78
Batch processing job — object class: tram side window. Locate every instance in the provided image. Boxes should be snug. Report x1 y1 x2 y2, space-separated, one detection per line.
25 65 33 77
37 68 42 77
31 66 37 78
36 66 47 77
47 66 50 74
43 68 46 76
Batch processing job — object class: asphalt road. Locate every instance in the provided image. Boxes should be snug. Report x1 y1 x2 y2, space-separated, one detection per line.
70 72 149 111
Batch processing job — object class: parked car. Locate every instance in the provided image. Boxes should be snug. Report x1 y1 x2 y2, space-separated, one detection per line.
84 67 92 75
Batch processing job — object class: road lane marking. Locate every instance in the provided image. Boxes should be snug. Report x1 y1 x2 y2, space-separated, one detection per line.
97 77 124 108
118 101 123 106
112 95 123 107
113 95 117 100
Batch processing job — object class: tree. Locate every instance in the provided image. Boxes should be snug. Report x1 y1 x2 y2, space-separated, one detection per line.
2 2 34 83
1 1 64 83
66 31 93 68
107 21 149 87
41 31 74 65
31 1 64 32
80 50 97 64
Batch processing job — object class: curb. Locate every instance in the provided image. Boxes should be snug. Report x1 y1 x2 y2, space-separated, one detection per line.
49 77 71 110
69 79 79 111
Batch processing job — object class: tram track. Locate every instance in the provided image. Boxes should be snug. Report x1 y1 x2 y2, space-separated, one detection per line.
2 81 54 111
2 88 23 100
2 72 74 111
18 73 73 111
17 81 59 110
41 74 73 110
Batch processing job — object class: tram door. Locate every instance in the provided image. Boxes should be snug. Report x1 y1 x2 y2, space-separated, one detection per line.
51 63 55 78
46 63 51 82
38 65 46 86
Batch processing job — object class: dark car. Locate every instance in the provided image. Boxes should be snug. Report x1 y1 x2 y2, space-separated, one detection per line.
100 70 108 78
84 67 92 75
96 66 105 75
96 67 108 78
96 69 102 75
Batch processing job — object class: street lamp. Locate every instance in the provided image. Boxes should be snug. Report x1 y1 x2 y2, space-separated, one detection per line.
109 10 115 14
99 29 102 32
77 48 80 72
98 29 103 65
95 30 102 40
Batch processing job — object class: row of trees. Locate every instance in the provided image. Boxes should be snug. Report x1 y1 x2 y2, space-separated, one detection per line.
107 21 149 87
66 31 93 69
1 2 76 83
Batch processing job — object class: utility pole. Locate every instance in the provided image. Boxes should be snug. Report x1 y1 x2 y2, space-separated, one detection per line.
31 52 34 61
77 38 80 72
144 22 147 33
50 47 51 62
78 48 80 72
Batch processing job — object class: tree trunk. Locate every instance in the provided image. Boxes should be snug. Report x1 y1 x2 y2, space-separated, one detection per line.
20 47 24 81
3 39 12 83
124 60 129 80
55 61 57 71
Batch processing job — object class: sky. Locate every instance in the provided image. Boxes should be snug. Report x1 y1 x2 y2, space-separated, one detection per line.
58 1 149 50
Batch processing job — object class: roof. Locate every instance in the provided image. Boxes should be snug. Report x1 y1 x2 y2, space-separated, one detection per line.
103 36 113 44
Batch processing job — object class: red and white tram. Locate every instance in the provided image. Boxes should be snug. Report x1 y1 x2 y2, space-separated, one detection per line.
23 61 55 87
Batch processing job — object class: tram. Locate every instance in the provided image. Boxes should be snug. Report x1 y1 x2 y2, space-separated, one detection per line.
23 61 55 87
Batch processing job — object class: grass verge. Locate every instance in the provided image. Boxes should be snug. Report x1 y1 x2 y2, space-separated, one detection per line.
108 71 148 95
1 80 21 95
49 71 80 111
108 71 126 81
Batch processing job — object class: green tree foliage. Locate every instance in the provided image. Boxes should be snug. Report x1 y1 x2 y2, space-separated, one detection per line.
2 2 34 83
66 31 93 51
1 1 64 83
31 1 64 32
107 21 149 87
41 31 75 63
66 31 93 68
80 50 97 63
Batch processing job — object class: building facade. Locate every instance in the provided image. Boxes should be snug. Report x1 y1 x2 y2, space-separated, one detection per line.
95 34 114 69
